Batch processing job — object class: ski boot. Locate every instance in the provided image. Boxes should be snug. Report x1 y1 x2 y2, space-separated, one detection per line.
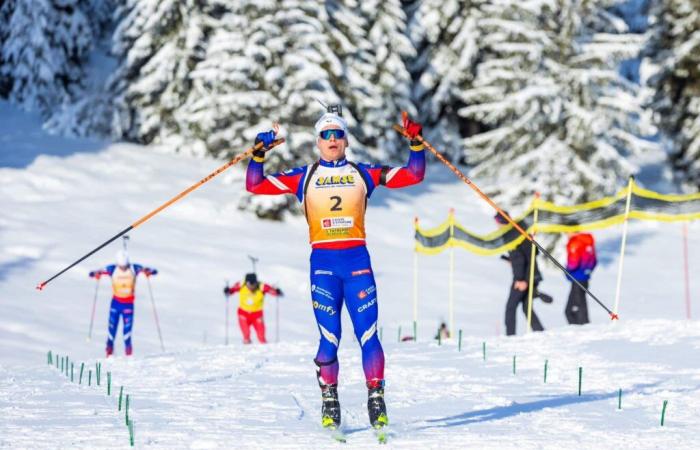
367 382 388 428
320 383 341 429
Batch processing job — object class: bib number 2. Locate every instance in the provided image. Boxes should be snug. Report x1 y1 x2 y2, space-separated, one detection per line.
330 196 342 211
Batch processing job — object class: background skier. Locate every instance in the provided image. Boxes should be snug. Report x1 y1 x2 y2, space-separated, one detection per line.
224 273 283 344
88 250 157 356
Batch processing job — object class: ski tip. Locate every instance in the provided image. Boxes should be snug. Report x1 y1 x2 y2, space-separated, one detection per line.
610 313 619 321
36 282 46 291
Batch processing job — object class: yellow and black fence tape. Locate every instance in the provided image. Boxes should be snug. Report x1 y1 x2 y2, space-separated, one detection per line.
415 179 700 256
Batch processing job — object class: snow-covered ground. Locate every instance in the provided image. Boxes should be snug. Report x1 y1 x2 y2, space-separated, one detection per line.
1 101 699 447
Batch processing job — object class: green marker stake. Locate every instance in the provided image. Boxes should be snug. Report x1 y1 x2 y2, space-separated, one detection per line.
438 329 441 346
618 388 622 410
118 386 124 411
71 363 74 383
56 355 59 369
458 329 462 352
482 342 486 361
398 326 402 343
88 370 92 386
544 360 548 384
660 400 668 426
47 351 52 365
512 355 516 375
79 363 84 384
125 394 130 425
413 321 417 341
96 363 101 386
107 372 111 396
129 419 134 446
61 357 64 373
66 357 70 376
578 367 582 396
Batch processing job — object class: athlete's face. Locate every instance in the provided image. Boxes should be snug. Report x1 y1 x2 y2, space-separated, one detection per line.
317 125 347 162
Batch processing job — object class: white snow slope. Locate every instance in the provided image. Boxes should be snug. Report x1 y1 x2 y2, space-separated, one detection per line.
1 101 699 448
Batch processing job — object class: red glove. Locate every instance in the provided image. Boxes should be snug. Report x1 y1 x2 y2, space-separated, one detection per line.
89 271 102 279
402 112 422 139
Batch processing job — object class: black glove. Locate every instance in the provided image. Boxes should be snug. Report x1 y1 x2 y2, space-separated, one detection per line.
276 287 284 297
223 286 230 296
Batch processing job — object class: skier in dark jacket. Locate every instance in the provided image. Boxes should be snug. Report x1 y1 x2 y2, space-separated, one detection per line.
496 212 546 336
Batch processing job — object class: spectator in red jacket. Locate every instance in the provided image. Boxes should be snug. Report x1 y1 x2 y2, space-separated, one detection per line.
565 232 597 325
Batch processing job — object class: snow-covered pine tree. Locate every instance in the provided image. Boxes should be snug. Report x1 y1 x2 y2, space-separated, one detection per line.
0 0 92 114
108 0 209 146
177 0 344 218
325 0 416 160
407 0 482 160
458 0 656 207
648 0 700 191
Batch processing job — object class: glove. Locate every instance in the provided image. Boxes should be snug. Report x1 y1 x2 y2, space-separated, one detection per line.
144 268 158 277
255 129 276 150
89 271 101 279
402 112 422 139
275 287 284 297
223 286 230 296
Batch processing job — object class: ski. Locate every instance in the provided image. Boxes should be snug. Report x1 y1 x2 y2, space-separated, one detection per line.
324 425 346 443
374 425 388 444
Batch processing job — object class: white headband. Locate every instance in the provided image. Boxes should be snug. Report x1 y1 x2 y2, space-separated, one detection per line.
314 113 348 135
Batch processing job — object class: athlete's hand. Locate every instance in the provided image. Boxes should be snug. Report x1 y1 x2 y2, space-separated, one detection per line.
144 268 158 277
514 280 528 291
275 287 284 297
254 123 280 150
223 286 230 296
89 271 101 279
402 112 422 139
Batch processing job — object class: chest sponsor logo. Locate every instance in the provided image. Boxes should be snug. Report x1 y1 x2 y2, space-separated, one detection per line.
358 285 376 299
315 175 355 187
313 300 337 316
357 297 376 313
321 217 354 229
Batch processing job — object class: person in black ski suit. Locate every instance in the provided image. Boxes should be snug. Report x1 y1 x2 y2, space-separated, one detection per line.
496 212 547 336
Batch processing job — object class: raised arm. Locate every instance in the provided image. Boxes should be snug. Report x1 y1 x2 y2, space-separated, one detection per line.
360 115 425 194
362 141 425 191
245 129 307 201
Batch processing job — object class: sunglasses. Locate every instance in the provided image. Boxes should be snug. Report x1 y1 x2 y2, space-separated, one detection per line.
319 129 346 140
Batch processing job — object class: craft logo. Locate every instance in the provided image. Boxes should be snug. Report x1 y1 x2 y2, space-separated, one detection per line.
357 285 376 299
316 175 355 187
321 217 354 229
313 300 337 316
357 297 376 313
351 268 372 276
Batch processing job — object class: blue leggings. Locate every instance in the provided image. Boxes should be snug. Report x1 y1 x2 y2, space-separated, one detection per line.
106 298 134 351
310 246 384 386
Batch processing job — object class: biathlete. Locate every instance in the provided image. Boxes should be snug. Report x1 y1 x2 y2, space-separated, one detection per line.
245 108 425 432
224 273 283 344
89 250 157 357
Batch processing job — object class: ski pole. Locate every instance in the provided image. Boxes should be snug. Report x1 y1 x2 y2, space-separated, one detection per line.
392 123 617 320
275 296 280 344
87 277 101 342
224 280 230 346
146 277 165 352
36 138 286 291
